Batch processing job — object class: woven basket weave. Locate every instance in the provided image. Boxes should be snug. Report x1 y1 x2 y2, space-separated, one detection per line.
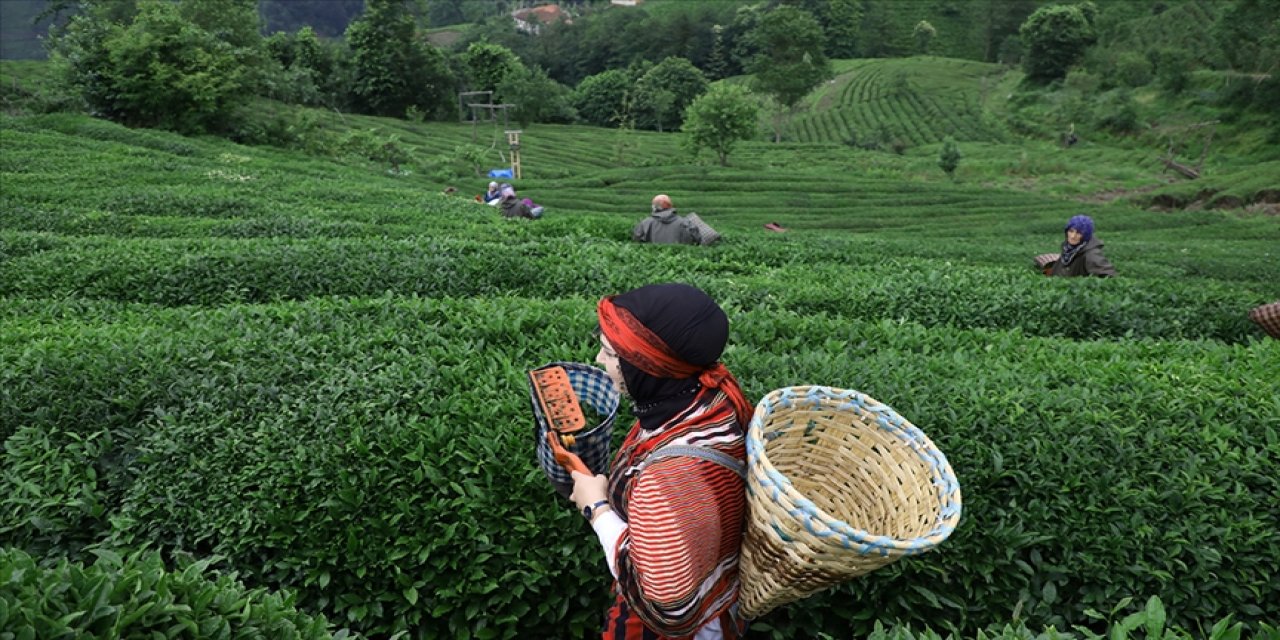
529 362 621 500
738 386 962 620
1248 301 1280 339
686 213 721 246
1033 253 1060 269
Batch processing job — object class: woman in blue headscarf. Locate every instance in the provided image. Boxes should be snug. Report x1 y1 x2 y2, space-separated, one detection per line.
1046 215 1116 277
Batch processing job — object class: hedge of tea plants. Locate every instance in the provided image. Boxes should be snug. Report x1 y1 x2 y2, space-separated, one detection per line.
2 296 1277 638
2 111 1278 638
4 545 1262 640
0 547 339 639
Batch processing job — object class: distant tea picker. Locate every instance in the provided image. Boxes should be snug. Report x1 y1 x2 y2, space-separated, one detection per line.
528 283 961 638
633 195 721 246
1034 214 1117 277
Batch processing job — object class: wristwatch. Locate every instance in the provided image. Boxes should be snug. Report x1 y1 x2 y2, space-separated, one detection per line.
582 499 610 522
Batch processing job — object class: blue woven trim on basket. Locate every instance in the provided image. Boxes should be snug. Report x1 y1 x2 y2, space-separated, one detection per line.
747 386 961 555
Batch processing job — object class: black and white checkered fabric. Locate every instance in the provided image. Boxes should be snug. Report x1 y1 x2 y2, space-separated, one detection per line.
1033 253 1060 269
530 362 621 497
686 213 721 246
1249 301 1280 339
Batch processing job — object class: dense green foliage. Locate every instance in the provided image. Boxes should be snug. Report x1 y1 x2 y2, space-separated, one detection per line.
51 0 261 133
0 547 341 638
462 41 521 95
571 68 635 128
2 3 1278 636
345 0 453 119
633 56 708 133
680 83 760 167
262 26 348 108
939 136 961 177
747 4 832 142
2 106 1278 638
1020 4 1097 83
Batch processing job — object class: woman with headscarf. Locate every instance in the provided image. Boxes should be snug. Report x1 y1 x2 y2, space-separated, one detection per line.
633 195 701 245
571 283 750 639
499 185 536 219
1045 214 1116 277
483 181 502 205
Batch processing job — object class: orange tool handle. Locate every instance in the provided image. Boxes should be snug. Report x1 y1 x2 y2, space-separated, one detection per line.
546 431 591 476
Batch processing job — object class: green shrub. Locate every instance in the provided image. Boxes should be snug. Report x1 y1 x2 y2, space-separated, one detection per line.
1113 52 1153 88
1094 89 1140 134
0 546 341 639
938 137 962 178
0 428 117 560
850 596 1268 639
51 0 260 134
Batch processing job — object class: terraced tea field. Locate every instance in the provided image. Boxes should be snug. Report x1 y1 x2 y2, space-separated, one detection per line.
2 58 1278 639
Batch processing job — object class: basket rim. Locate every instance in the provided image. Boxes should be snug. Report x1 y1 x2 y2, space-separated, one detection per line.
746 385 962 554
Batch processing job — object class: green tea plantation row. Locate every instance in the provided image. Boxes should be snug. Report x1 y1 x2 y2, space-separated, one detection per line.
0 230 1268 343
4 550 1267 640
6 547 1269 640
2 296 1277 638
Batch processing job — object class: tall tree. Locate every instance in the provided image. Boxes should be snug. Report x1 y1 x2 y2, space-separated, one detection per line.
859 0 901 58
463 41 522 93
914 20 937 55
978 0 1039 63
571 68 634 128
635 57 708 132
346 0 453 117
825 0 863 59
1020 4 1096 83
497 65 575 126
1214 0 1280 73
681 82 759 166
745 5 831 142
51 0 257 132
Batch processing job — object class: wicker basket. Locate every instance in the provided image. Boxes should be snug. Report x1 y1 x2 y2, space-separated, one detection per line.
529 362 621 500
738 386 962 620
1033 253 1060 269
1249 301 1280 339
686 213 722 246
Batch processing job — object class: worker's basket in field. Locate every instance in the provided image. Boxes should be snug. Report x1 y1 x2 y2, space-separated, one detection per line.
1249 301 1280 339
529 362 621 500
1033 253 1060 270
686 213 721 246
738 386 962 620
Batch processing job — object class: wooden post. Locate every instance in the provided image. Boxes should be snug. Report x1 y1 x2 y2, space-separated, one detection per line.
506 130 523 180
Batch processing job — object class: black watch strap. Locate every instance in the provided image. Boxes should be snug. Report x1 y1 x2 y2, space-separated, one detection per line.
582 499 610 521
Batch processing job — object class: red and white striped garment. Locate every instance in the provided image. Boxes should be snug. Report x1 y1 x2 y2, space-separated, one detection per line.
602 391 747 640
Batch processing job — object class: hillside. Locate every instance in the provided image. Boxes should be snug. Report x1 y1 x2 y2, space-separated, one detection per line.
3 41 1280 639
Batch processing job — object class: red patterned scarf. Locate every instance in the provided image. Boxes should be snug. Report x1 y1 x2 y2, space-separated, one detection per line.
597 296 752 426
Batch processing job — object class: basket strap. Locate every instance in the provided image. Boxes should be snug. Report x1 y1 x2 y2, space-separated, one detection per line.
636 444 746 480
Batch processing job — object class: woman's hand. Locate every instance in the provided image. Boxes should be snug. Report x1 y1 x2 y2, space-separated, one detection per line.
569 470 609 512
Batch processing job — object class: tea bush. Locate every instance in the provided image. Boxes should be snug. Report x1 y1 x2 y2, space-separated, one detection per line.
0 547 342 639
0 235 1267 343
2 296 1277 638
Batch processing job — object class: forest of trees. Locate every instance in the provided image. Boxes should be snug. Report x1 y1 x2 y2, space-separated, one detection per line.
4 0 1277 152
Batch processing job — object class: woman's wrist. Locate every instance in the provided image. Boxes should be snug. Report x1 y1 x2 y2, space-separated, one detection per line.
582 499 611 523
589 503 612 524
